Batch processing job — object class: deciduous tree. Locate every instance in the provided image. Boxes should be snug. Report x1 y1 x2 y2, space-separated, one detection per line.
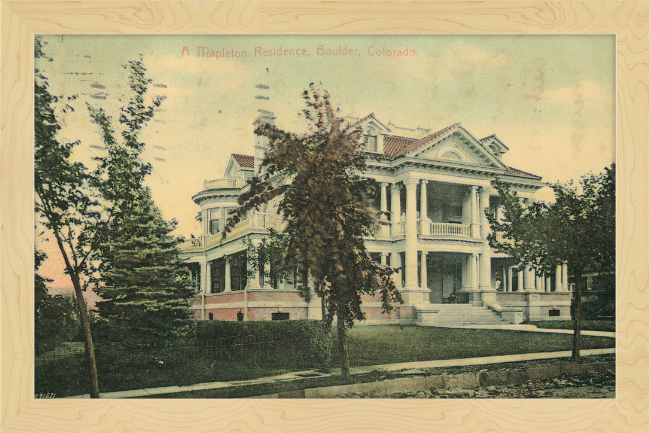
225 84 402 376
487 163 615 359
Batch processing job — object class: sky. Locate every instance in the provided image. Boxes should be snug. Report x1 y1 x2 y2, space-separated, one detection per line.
36 34 616 291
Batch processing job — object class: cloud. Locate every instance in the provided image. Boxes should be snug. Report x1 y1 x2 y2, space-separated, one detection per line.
542 81 613 107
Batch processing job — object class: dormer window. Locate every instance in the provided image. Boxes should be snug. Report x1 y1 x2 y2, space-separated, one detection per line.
489 144 499 157
366 127 378 152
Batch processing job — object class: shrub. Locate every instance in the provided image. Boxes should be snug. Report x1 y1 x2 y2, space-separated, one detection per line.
189 320 332 368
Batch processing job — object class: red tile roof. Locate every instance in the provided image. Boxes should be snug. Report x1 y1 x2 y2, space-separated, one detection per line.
385 123 460 159
232 154 254 168
505 166 542 180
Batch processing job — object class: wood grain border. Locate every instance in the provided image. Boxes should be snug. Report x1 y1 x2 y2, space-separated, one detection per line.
1 2 648 432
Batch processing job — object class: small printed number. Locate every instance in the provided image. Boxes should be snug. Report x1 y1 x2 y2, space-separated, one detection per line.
36 393 56 398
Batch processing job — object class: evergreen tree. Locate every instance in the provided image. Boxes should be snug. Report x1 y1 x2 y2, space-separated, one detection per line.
225 84 402 377
93 191 193 346
88 58 192 347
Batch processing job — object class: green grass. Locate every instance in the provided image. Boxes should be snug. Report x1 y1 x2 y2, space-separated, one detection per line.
529 320 615 332
35 326 615 397
332 326 615 367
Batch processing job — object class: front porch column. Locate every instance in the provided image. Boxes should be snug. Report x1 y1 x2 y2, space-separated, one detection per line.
391 183 402 237
508 267 513 292
224 257 231 292
536 273 543 291
470 186 480 238
420 252 428 290
503 267 508 292
478 187 492 290
524 268 535 290
201 261 209 293
467 253 478 290
404 179 419 290
420 180 430 235
517 269 524 291
205 261 212 293
380 253 387 266
202 209 209 236
562 263 569 292
555 265 562 292
545 274 552 292
380 183 390 237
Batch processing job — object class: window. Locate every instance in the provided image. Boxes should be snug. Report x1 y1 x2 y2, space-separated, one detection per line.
366 127 378 152
208 313 214 320
210 258 226 293
208 208 221 234
230 251 248 291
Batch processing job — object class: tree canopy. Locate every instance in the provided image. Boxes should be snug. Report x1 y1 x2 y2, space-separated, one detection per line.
225 84 402 376
487 163 615 358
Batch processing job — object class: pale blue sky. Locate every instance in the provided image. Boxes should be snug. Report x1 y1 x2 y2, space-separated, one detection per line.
37 35 615 288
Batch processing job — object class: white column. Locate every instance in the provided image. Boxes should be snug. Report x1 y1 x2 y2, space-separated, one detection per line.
201 261 208 293
404 179 419 290
391 183 402 237
555 265 562 292
380 183 390 237
420 180 430 235
545 274 551 293
421 252 428 290
478 187 492 290
205 261 212 293
518 269 524 292
202 209 209 236
535 273 542 291
380 253 387 266
467 254 478 290
524 268 535 291
220 207 226 233
508 267 513 292
224 257 231 292
263 260 272 289
562 263 569 292
503 267 508 292
470 186 480 238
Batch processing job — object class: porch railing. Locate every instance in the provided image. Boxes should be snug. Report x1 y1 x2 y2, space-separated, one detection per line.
203 177 244 190
422 222 471 237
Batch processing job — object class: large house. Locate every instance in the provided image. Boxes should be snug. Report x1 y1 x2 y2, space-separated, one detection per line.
179 111 572 325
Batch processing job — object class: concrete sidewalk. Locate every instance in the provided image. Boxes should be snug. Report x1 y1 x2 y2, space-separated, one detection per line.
427 323 616 338
66 345 616 399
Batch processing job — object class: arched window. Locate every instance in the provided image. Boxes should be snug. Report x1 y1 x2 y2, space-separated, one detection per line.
441 150 462 161
489 144 499 156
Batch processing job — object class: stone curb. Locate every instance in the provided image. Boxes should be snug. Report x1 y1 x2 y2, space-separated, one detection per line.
261 361 616 398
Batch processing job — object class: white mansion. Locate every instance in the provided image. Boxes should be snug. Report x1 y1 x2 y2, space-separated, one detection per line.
180 112 571 325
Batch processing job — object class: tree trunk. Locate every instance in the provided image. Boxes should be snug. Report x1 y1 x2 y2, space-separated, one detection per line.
321 294 327 322
572 269 584 361
53 233 100 398
337 311 349 378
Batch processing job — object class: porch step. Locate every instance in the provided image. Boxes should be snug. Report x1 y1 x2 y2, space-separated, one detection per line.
416 305 512 326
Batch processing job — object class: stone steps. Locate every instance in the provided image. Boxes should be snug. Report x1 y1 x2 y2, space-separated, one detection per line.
416 305 512 326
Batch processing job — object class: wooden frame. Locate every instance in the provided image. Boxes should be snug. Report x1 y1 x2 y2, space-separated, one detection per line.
1 2 647 432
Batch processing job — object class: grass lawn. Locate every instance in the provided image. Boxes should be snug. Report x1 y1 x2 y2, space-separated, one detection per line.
36 326 614 397
332 326 615 367
528 320 615 332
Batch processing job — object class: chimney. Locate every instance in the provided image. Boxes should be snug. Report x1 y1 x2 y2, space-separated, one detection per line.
253 83 274 175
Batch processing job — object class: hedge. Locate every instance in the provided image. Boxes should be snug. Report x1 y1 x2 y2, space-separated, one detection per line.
189 320 332 368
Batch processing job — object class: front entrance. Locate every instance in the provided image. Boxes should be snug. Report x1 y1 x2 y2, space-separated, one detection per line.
427 253 463 303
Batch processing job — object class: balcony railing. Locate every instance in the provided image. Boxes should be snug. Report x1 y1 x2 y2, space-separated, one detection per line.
203 178 244 190
423 222 471 237
179 212 285 252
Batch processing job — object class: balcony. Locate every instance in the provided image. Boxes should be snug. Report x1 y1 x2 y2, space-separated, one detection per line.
179 212 286 252
422 221 471 237
203 177 244 190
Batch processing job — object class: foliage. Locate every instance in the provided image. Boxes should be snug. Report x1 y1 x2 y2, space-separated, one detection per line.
34 36 101 397
191 320 332 367
223 84 402 376
487 163 615 358
35 249 81 355
88 58 193 347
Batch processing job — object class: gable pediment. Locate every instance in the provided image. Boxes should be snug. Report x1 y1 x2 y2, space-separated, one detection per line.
408 128 507 169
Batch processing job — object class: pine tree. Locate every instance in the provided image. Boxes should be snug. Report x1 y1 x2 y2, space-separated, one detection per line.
93 191 193 346
88 58 193 347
